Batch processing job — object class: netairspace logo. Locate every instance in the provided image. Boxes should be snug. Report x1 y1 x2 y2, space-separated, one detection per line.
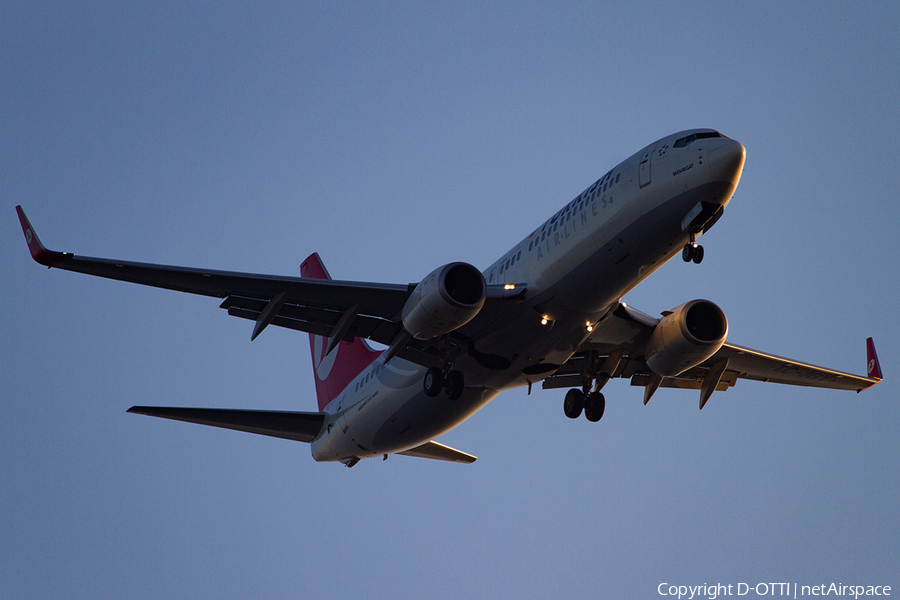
657 582 892 600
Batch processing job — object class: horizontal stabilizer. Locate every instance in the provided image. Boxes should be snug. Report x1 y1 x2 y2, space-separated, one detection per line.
397 440 477 464
127 406 325 443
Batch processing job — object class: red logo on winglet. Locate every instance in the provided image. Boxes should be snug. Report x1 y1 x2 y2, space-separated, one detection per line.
866 337 883 380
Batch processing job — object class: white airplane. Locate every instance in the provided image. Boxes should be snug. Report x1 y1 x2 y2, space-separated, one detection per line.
17 129 883 467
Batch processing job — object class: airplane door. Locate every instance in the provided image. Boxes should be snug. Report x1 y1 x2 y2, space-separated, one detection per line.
639 142 657 188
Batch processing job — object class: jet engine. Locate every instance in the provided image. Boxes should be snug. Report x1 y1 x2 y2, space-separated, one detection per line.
643 300 728 377
401 262 486 340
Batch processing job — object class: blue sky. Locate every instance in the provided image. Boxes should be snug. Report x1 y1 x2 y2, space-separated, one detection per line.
3 2 898 598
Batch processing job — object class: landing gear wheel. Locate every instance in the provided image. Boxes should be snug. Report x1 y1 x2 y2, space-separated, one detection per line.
683 238 704 264
564 388 585 419
584 392 606 422
423 367 443 397
444 370 465 400
692 244 704 264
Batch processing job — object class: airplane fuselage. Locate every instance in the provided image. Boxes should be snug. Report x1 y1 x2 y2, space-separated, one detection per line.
311 130 746 463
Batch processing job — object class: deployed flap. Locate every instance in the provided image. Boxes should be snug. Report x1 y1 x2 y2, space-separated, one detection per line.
397 440 477 464
127 407 325 443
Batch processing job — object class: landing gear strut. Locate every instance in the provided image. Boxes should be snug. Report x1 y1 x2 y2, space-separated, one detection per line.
682 233 704 264
423 366 465 400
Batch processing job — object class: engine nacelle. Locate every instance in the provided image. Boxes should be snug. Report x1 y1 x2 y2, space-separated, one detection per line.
644 300 728 377
401 262 486 340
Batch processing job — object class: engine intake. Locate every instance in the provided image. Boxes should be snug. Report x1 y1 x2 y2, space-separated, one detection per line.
644 300 728 377
401 262 486 340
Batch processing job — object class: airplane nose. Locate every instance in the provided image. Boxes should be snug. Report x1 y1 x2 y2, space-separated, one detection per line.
707 138 746 183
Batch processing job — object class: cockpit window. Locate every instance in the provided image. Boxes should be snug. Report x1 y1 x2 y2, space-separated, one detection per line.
674 131 722 148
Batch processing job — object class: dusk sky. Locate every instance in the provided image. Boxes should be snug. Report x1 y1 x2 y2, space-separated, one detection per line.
3 3 898 598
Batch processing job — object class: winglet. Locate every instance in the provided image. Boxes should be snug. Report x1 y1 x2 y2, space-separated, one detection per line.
16 206 65 267
866 337 883 381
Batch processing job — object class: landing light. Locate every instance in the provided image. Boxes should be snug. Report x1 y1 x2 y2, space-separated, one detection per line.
541 315 550 326
586 321 593 332
504 284 516 290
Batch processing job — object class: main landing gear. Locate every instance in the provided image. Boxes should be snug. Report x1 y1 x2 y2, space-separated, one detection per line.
682 233 704 264
423 366 465 400
563 350 621 422
564 388 606 422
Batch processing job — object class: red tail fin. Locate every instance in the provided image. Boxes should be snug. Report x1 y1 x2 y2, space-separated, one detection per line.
866 337 883 381
300 253 381 411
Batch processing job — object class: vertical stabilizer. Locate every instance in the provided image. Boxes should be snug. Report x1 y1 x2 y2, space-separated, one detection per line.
300 253 381 411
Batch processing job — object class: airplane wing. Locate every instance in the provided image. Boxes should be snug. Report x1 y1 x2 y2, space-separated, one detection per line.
16 207 521 364
18 206 410 332
545 301 881 408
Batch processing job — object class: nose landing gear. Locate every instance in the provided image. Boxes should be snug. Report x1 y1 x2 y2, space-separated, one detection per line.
682 233 704 264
